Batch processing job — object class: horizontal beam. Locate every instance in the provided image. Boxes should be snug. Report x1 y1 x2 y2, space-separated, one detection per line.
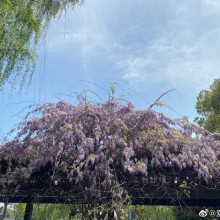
1 187 220 206
0 196 220 206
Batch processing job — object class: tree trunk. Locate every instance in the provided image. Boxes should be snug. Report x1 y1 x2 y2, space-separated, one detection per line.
24 202 33 220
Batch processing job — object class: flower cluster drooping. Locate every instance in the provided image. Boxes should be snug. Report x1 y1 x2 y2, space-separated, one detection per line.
0 100 220 194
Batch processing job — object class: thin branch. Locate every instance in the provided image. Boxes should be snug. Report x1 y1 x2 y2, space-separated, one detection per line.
149 89 174 110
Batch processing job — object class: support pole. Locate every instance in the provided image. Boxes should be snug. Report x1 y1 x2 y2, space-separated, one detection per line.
24 202 33 220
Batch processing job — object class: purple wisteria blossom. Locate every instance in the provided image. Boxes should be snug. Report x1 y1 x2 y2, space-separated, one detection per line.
0 100 219 195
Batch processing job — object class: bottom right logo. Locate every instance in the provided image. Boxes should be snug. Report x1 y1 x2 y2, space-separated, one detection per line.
199 209 220 218
199 210 208 217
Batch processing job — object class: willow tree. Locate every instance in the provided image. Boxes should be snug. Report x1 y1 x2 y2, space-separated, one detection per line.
0 97 220 219
0 0 83 90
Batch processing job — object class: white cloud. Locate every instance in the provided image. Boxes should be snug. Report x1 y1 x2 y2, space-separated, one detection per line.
115 1 220 90
201 0 220 9
46 0 220 90
48 27 109 56
118 32 220 90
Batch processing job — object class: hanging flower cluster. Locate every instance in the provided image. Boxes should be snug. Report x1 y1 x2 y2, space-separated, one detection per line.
0 100 220 195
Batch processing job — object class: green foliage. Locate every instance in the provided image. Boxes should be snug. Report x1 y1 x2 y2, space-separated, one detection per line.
179 180 190 198
136 206 175 220
13 203 26 220
14 203 78 220
0 0 35 90
155 100 168 107
195 78 220 132
0 0 83 91
12 204 176 220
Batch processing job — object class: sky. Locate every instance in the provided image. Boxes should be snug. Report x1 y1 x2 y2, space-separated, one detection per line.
0 0 220 140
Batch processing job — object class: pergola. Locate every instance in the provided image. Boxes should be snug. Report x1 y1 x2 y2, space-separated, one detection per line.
0 100 220 219
1 179 220 206
1 168 219 206
0 162 220 220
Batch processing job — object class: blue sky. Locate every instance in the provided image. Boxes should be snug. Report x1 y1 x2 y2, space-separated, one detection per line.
0 0 220 140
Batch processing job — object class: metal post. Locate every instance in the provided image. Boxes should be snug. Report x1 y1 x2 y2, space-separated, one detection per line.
128 209 133 220
24 202 33 220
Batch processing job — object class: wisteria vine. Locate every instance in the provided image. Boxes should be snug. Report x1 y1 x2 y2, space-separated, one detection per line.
0 99 220 196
